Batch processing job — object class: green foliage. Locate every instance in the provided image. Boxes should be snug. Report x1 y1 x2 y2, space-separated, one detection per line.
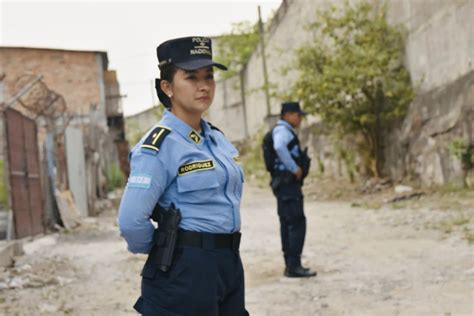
449 138 473 169
336 146 357 182
214 21 260 79
448 137 474 187
106 162 125 192
0 160 8 207
292 0 414 177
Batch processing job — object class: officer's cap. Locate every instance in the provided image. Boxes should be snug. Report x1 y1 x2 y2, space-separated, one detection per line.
157 36 227 71
281 101 307 116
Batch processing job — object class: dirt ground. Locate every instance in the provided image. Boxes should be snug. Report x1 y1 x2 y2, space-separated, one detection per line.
0 183 473 316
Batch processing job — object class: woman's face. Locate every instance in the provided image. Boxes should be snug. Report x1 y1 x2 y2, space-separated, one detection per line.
165 66 215 115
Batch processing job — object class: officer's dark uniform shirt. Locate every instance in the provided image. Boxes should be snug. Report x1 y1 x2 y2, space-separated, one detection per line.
119 110 244 254
272 119 300 173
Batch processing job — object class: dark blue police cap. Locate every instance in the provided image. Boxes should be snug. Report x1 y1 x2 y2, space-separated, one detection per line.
281 101 307 115
157 36 227 71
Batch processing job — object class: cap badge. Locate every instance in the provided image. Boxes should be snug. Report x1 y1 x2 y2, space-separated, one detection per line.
190 37 211 56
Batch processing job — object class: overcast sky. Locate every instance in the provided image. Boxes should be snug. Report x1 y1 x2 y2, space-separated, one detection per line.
0 0 281 116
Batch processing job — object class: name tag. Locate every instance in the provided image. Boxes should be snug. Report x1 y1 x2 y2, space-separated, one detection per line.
178 160 215 176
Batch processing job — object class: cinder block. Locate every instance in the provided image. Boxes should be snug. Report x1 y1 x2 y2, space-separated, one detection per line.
0 240 22 268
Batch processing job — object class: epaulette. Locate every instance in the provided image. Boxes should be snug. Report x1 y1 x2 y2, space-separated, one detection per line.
140 125 171 152
208 122 224 135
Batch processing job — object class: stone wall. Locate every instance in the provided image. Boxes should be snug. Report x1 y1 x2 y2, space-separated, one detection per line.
383 0 474 184
208 0 474 185
385 70 473 185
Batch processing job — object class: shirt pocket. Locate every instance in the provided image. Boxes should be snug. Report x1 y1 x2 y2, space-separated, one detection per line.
177 168 219 193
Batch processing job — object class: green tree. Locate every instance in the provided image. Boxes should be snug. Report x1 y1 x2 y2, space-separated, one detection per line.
214 21 260 78
293 0 414 177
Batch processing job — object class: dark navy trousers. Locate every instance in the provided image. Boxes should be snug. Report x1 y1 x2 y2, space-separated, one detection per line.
271 174 307 268
134 246 247 316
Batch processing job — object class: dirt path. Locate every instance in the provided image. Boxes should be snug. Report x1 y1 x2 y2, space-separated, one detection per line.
1 184 473 315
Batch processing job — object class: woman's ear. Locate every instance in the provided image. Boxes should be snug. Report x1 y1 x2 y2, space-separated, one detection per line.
160 80 173 98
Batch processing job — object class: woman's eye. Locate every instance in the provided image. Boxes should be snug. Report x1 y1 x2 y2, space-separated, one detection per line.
206 74 214 80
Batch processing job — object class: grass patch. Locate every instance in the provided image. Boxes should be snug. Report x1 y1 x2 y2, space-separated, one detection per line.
106 162 125 192
391 202 409 210
351 201 383 210
463 228 474 244
452 217 470 226
0 160 8 208
433 182 474 197
427 214 471 235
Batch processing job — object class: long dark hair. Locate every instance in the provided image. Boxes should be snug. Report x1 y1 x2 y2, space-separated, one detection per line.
156 64 178 108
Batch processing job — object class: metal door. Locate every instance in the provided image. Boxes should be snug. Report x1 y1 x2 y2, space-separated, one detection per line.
4 108 44 238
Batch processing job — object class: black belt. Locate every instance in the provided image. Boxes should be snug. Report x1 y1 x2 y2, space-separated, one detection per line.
177 229 241 251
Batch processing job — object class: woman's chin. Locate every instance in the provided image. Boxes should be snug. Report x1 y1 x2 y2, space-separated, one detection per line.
194 102 211 113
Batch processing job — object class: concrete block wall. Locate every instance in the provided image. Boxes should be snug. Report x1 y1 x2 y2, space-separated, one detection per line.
386 0 473 92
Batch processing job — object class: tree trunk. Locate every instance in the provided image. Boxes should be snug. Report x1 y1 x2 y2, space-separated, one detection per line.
374 81 385 178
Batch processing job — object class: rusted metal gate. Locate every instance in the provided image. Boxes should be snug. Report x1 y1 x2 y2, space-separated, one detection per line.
4 108 44 238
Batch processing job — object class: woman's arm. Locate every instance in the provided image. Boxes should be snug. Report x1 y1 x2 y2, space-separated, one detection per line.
118 150 170 254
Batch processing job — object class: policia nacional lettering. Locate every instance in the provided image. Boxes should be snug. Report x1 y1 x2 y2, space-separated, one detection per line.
178 160 215 175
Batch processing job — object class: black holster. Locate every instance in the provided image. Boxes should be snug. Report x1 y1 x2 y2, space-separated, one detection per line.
150 203 181 272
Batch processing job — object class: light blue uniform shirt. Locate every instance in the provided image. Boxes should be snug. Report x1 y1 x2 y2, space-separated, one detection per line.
118 110 244 254
272 119 300 173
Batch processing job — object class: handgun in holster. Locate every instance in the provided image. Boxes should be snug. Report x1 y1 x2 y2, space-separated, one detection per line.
298 147 312 185
150 203 181 272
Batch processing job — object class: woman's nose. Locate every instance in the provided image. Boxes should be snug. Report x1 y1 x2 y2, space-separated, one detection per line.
198 81 210 91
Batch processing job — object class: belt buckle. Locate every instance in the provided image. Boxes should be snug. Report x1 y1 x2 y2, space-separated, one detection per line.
232 232 241 251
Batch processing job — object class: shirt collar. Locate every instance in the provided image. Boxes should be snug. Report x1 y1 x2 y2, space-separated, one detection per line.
160 110 210 145
277 119 294 130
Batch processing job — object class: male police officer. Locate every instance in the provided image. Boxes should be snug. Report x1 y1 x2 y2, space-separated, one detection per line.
270 101 316 278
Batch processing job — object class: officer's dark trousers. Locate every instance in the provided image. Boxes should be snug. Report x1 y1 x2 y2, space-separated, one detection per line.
134 246 247 316
272 175 306 268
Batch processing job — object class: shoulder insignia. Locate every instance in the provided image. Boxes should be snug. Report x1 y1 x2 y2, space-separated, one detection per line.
208 122 224 135
141 126 171 152
188 130 201 144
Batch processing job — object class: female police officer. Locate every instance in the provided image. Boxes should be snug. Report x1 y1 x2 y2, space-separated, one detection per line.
118 36 247 316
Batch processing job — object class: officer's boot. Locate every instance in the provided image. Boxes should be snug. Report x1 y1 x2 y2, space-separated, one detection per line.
284 265 317 278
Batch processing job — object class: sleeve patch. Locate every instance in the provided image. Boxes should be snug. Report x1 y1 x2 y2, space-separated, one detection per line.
127 174 152 189
141 126 171 152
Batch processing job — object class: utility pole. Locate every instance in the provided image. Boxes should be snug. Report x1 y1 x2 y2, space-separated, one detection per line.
150 79 157 106
258 5 271 118
239 69 249 138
